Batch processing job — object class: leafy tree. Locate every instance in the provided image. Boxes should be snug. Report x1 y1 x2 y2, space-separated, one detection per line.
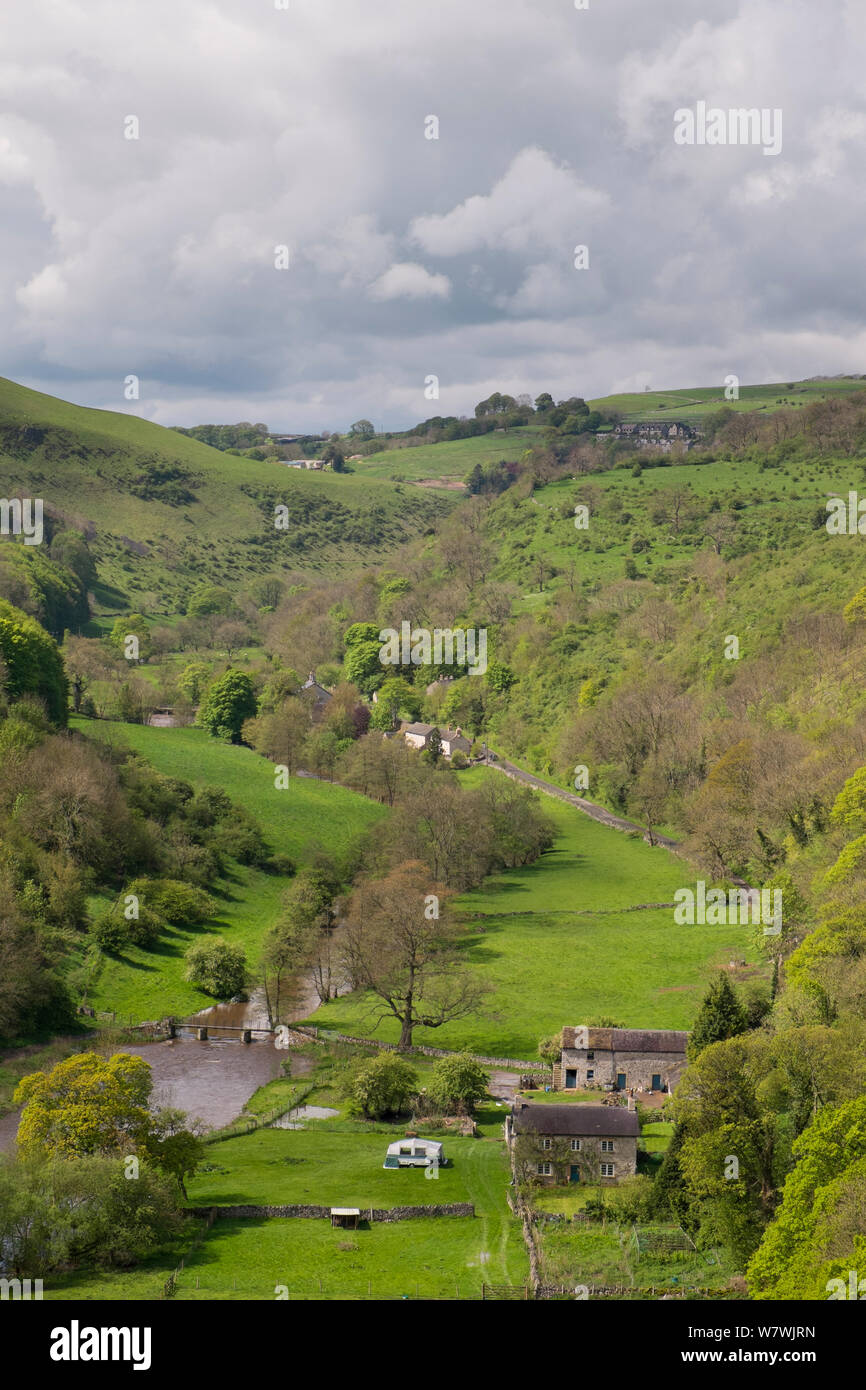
142 1108 205 1199
426 1054 489 1115
349 419 375 439
344 638 386 695
0 599 68 724
322 441 346 471
688 972 748 1059
369 675 422 731
747 1096 866 1299
184 938 247 997
196 669 257 742
15 1053 153 1159
346 1051 418 1119
187 584 233 618
177 662 212 704
126 877 214 926
830 766 866 834
108 613 152 662
428 727 443 766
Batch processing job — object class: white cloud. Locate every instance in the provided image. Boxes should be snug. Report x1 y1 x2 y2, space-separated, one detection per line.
369 262 451 301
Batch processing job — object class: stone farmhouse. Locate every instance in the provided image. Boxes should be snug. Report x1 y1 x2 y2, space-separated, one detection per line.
400 723 471 759
554 1026 689 1094
506 1101 639 1185
299 671 332 719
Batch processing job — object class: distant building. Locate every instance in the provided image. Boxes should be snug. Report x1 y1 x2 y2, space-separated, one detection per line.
607 420 699 452
399 723 471 759
506 1101 639 1185
554 1026 689 1094
299 671 332 718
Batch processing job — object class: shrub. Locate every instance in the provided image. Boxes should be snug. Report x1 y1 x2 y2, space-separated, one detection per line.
125 877 215 926
184 938 247 997
91 902 165 951
426 1053 489 1115
345 1051 418 1119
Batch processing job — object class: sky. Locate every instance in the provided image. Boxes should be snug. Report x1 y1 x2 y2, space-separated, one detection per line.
1 0 865 432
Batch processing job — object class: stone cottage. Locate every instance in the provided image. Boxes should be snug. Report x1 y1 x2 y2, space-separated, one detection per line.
554 1026 689 1094
506 1101 639 1185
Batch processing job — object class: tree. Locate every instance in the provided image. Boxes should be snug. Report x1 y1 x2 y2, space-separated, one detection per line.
214 620 249 661
184 938 247 997
341 861 489 1048
428 727 443 766
246 696 311 775
15 1052 153 1159
142 1108 205 1200
349 419 375 439
196 669 257 742
0 599 69 724
177 661 212 704
426 1054 489 1115
187 584 233 618
322 441 346 471
346 1051 418 1119
108 613 152 663
688 973 748 1059
370 675 422 731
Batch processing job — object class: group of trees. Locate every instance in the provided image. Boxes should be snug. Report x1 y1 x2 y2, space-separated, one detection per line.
344 1048 489 1120
1 1052 203 1277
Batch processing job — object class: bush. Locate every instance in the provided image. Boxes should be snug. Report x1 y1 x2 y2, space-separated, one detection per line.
184 938 247 997
91 902 165 952
345 1051 418 1119
265 853 297 876
125 877 215 926
426 1053 489 1115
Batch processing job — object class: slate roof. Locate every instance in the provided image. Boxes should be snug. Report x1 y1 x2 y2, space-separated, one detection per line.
562 1027 688 1054
511 1102 639 1138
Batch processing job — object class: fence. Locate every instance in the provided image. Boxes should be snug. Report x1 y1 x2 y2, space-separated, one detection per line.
162 1207 216 1299
294 1025 550 1076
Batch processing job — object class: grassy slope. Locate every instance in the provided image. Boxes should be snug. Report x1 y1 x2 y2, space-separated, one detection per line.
351 425 546 482
72 720 386 1019
0 376 454 612
589 376 866 422
311 770 764 1056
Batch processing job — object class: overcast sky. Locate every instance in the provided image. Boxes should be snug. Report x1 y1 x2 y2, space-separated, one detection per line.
1 0 864 431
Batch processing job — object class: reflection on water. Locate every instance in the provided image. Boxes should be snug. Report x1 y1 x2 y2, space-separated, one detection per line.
0 1039 316 1148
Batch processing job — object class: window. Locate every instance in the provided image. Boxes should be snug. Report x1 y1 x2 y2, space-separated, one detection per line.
601 1140 615 1153
586 1070 594 1080
537 1162 553 1176
600 1163 615 1178
541 1137 553 1150
587 1051 594 1060
570 1139 581 1152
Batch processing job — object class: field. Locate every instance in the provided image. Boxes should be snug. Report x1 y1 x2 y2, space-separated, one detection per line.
311 780 765 1056
70 720 386 1020
590 376 866 422
0 375 454 613
351 425 546 483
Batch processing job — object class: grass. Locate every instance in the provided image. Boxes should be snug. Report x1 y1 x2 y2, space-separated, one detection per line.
171 1214 525 1300
310 780 765 1055
0 374 454 611
536 1219 737 1294
68 720 386 1021
352 426 546 483
186 1124 506 1209
589 376 866 423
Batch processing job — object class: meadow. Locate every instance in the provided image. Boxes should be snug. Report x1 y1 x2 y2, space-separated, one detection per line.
352 425 545 482
311 784 765 1057
71 720 387 1020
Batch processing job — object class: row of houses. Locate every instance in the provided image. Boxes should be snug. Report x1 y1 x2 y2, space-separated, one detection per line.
299 672 473 760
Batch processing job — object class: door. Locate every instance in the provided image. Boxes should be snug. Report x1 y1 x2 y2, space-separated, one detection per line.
565 1069 577 1089
651 1073 661 1092
616 1073 627 1090
569 1165 580 1183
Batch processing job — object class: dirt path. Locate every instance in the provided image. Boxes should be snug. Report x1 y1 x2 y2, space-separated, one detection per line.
484 752 681 852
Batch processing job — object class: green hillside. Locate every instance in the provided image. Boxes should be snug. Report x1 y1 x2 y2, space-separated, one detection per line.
0 376 454 616
589 375 866 422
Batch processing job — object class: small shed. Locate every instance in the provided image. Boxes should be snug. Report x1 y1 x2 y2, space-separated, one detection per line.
330 1208 360 1229
384 1138 444 1169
